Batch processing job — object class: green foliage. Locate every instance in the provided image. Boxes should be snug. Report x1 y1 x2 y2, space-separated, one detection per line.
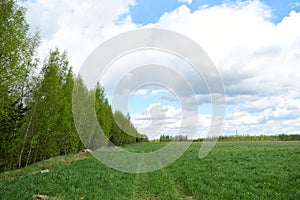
72 76 95 149
73 81 146 150
0 0 144 172
0 142 299 199
214 134 300 142
94 83 113 138
159 134 188 142
110 111 141 146
58 68 82 154
16 49 83 168
136 134 149 143
0 0 39 171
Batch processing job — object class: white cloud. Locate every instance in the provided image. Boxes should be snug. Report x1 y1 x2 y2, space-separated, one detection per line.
149 1 300 135
178 0 193 5
131 102 182 139
24 0 137 71
223 96 300 135
290 2 300 9
131 102 213 139
23 0 300 136
133 89 169 95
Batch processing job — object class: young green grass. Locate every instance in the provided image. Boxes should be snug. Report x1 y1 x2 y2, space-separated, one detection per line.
1 142 299 200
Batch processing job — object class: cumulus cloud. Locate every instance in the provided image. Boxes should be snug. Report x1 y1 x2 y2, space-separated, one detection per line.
149 1 300 135
131 102 212 139
131 102 182 138
24 0 137 70
223 96 300 135
23 0 300 136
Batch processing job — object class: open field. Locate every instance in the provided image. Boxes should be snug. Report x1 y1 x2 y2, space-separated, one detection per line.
1 141 299 200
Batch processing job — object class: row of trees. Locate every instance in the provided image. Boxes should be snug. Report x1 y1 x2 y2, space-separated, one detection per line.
0 0 147 172
73 79 148 151
217 134 300 142
192 134 300 142
158 134 300 143
159 135 188 142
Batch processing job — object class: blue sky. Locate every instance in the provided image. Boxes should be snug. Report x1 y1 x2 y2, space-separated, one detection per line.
130 0 300 25
24 0 300 138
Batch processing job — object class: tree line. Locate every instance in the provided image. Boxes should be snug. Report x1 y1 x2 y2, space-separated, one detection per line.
0 0 147 172
157 134 300 142
159 135 188 142
192 134 300 142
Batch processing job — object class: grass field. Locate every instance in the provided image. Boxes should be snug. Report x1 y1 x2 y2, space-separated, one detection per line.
1 142 299 200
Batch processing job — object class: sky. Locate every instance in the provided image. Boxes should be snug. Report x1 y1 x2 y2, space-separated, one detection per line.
23 0 300 139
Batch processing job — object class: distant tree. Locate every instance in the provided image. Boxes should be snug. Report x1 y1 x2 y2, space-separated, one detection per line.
136 134 149 143
159 135 188 142
110 111 140 146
